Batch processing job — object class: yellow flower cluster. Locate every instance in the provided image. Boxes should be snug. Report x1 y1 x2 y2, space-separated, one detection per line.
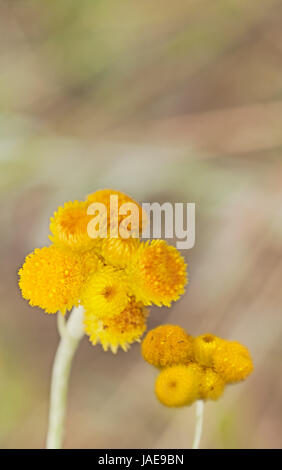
18 190 188 352
142 325 253 407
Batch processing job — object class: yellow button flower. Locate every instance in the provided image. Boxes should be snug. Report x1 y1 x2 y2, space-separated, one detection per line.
18 246 85 314
49 200 99 252
81 249 103 279
81 266 130 319
213 340 253 383
127 240 187 307
86 189 146 237
155 365 200 407
84 297 148 353
199 368 225 401
193 333 224 367
142 324 194 368
101 237 140 268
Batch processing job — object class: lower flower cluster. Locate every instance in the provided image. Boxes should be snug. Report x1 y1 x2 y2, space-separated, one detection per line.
142 325 253 407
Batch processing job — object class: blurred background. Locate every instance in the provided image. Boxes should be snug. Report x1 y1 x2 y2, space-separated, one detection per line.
1 0 282 449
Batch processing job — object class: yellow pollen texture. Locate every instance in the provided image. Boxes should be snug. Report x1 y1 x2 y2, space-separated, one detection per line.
101 237 140 268
81 266 130 319
193 333 224 367
49 200 98 252
128 240 187 307
18 246 85 314
213 340 254 383
86 189 146 237
142 324 194 368
80 250 103 280
155 365 200 407
84 298 148 353
199 368 225 400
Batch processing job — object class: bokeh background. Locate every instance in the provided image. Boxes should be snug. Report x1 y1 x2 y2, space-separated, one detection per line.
1 0 282 449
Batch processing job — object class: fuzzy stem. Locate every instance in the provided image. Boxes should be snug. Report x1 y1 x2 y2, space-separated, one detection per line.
46 305 85 449
192 400 204 449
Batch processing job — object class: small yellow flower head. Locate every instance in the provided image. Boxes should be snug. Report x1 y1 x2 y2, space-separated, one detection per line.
128 240 187 307
80 250 103 279
84 298 148 353
86 189 147 237
81 266 130 319
101 237 140 268
193 333 224 367
213 340 253 383
155 365 200 407
18 246 84 314
199 368 225 401
142 325 194 368
49 200 98 252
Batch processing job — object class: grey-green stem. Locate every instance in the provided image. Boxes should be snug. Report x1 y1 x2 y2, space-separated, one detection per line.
46 305 85 449
192 400 204 449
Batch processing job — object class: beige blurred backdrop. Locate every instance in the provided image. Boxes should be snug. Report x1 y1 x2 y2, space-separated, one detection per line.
1 0 282 449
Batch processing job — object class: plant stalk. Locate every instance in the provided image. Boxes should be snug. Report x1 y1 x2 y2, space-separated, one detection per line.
192 400 204 449
46 305 85 449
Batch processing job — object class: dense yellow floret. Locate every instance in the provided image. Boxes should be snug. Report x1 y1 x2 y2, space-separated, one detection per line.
18 246 85 314
49 200 99 252
127 240 187 307
81 266 130 319
86 189 147 237
193 333 224 367
213 340 253 383
199 368 225 400
155 365 200 407
80 250 103 279
84 297 148 353
142 324 194 368
101 237 140 268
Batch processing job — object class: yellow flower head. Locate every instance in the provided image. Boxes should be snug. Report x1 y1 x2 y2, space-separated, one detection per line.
81 250 103 279
81 266 130 319
49 200 98 252
84 298 148 353
155 364 200 407
142 324 194 368
142 324 254 407
101 237 140 268
213 340 253 383
199 368 225 401
86 189 147 237
127 240 187 307
193 333 224 367
18 246 85 314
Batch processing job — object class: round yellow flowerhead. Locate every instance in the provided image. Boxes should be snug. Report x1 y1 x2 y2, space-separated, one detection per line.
49 200 99 252
127 240 187 307
86 188 147 238
142 325 194 368
101 237 140 268
81 266 130 319
80 250 103 280
213 340 254 383
155 364 200 407
193 333 224 367
18 245 85 314
84 297 148 353
199 368 225 401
